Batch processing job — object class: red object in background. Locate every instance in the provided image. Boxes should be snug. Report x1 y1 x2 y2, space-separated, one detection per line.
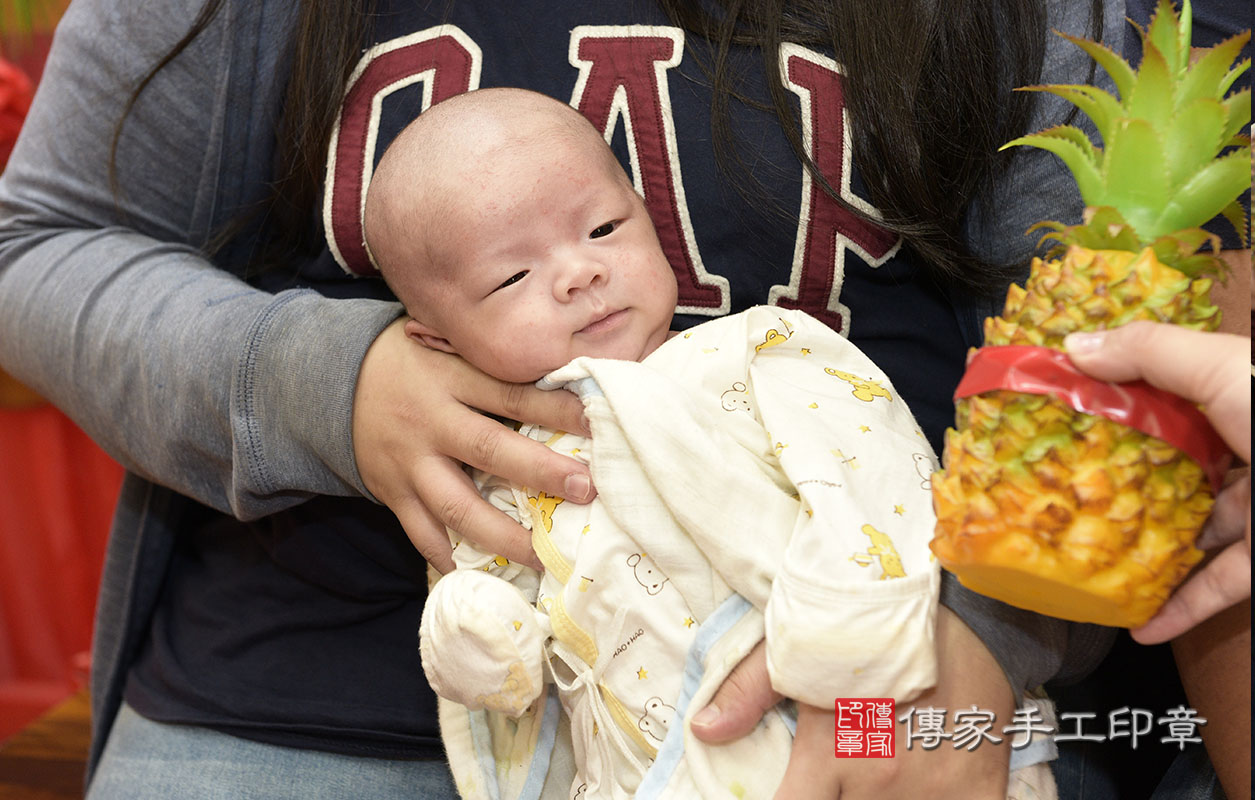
0 55 33 166
1 31 55 87
1 44 123 740
0 407 122 740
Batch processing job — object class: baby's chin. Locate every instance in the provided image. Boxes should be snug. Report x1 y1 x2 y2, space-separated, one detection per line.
491 340 658 384
485 362 562 385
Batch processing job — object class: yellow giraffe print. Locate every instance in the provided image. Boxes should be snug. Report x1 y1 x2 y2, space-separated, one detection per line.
824 368 893 402
853 523 907 579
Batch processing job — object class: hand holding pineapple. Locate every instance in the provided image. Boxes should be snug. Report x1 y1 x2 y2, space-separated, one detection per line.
930 0 1251 628
1065 322 1250 642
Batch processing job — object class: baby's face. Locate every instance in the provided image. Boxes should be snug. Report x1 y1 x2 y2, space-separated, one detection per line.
405 137 678 383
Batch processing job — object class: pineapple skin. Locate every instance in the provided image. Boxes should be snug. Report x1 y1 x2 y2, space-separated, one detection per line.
931 245 1221 627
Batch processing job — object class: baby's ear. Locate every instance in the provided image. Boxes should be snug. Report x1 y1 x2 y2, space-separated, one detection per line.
403 318 458 355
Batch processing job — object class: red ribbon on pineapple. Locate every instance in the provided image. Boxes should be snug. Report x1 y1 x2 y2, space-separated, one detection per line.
955 345 1232 492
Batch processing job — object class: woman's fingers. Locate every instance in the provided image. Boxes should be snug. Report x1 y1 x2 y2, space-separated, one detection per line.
389 491 456 574
1133 473 1252 644
437 408 596 505
409 455 543 570
1064 323 1250 460
690 641 783 744
1131 538 1252 644
1066 322 1253 641
1197 471 1251 550
458 367 592 440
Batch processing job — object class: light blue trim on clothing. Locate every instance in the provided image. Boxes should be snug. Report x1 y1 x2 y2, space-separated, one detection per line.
464 688 562 800
469 708 503 800
518 691 564 800
636 594 795 798
536 374 602 398
1008 730 1058 772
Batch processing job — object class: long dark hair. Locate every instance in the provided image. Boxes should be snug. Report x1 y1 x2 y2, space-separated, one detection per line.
110 0 376 265
116 0 1096 293
661 0 1095 293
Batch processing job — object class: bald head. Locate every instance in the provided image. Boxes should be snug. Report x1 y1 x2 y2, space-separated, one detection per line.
358 87 675 383
363 88 625 312
392 87 601 157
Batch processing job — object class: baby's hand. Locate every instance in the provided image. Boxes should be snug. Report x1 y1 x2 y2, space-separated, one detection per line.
420 569 545 716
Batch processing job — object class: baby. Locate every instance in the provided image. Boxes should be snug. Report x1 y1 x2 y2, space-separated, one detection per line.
364 88 1053 800
365 87 676 385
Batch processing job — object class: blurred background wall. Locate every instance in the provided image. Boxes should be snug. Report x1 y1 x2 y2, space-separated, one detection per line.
1 0 124 741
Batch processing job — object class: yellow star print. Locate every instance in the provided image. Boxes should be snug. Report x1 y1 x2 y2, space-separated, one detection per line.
894 504 905 516
859 425 871 433
637 667 648 680
684 617 695 628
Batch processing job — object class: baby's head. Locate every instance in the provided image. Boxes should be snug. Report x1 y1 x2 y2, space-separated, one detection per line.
364 88 678 383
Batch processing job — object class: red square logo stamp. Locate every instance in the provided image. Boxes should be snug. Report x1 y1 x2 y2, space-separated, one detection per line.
834 698 895 758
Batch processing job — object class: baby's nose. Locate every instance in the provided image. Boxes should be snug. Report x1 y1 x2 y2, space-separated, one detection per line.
554 259 606 300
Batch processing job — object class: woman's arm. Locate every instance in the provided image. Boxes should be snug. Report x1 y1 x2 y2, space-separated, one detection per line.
0 0 592 561
0 0 395 518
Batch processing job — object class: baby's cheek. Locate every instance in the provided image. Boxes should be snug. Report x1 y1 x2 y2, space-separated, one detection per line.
503 322 572 381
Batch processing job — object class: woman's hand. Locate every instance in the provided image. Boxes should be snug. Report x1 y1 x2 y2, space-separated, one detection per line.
692 606 1014 799
1064 322 1251 644
352 318 595 572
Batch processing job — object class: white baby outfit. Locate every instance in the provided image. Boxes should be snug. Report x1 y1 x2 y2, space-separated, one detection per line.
419 307 1054 800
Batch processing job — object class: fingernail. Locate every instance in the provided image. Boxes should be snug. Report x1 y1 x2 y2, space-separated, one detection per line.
1063 331 1106 354
564 473 592 502
579 413 592 436
691 704 720 728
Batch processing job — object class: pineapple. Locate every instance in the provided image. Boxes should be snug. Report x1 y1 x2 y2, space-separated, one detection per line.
930 0 1250 628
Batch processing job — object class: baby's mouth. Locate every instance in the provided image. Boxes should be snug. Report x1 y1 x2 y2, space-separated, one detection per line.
578 308 628 335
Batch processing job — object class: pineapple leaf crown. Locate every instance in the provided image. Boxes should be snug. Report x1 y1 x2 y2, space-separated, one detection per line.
1003 0 1251 276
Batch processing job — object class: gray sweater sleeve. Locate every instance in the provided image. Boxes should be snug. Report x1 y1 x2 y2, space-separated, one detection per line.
0 0 398 519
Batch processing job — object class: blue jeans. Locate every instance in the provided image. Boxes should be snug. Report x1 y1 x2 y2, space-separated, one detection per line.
87 703 458 800
1052 744 1224 800
1047 633 1228 800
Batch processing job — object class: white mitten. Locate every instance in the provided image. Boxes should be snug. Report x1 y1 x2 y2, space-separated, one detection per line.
419 569 545 716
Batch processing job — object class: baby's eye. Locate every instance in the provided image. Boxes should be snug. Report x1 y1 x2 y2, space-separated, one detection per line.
589 221 618 239
494 271 528 291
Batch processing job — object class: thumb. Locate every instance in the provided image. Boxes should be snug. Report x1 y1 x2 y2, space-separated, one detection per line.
690 641 783 743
